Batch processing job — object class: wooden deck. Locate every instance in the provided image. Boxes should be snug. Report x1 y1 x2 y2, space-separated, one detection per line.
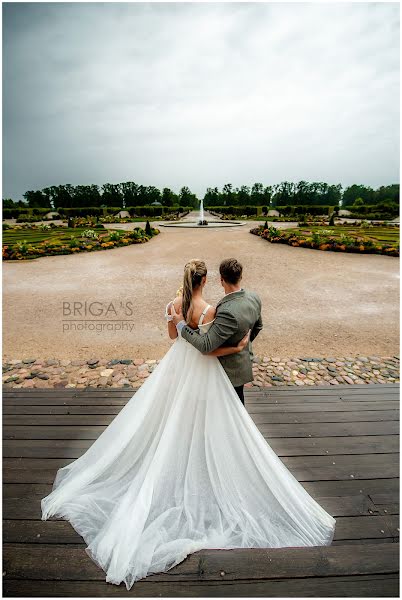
3 383 400 597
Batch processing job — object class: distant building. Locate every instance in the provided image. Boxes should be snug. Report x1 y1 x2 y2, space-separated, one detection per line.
151 201 162 206
115 210 131 219
267 209 280 217
44 211 60 219
338 209 352 216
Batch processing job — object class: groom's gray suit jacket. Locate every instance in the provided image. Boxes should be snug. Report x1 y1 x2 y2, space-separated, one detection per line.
180 289 263 387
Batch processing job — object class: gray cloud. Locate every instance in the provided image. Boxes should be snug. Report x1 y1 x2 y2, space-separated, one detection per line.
2 1 400 200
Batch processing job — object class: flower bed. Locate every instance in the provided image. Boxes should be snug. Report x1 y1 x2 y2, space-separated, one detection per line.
250 225 399 257
3 224 160 260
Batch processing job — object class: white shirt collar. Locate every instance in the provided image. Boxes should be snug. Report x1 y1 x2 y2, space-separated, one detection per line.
224 288 243 297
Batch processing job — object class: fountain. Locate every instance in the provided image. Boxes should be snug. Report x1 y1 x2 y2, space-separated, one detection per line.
198 198 208 226
159 197 245 228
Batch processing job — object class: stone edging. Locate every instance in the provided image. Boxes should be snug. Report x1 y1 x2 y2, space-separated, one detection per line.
2 355 399 388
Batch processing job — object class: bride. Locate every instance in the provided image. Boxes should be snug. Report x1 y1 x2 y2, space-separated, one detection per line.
41 259 336 590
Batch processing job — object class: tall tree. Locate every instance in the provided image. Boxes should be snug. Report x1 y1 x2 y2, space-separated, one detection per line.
101 183 123 207
251 182 264 205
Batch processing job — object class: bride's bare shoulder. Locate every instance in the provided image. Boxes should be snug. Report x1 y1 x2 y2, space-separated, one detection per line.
167 296 183 315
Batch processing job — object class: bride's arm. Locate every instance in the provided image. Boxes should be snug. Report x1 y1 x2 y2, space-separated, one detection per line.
166 298 182 339
208 330 250 356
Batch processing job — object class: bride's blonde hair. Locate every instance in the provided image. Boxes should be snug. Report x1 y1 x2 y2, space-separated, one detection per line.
182 259 207 322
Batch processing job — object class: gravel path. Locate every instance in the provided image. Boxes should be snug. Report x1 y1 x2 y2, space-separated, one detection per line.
3 214 399 360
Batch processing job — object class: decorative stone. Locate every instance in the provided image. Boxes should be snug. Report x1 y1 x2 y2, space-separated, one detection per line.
22 379 35 388
5 375 19 383
100 369 114 377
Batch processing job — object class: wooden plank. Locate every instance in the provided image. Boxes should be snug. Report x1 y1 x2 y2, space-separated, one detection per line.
3 385 399 403
4 382 397 396
3 393 399 407
247 402 400 413
251 410 399 424
4 435 399 459
3 405 124 415
384 515 400 538
302 478 399 497
3 439 94 458
268 436 399 456
248 384 399 395
2 515 395 545
3 543 398 581
4 421 398 440
283 454 399 469
3 400 399 415
4 478 399 500
2 574 399 597
5 467 397 486
3 456 398 484
4 479 399 501
259 422 400 437
4 409 399 425
3 483 51 498
3 397 130 406
3 491 379 520
369 493 400 515
4 453 398 471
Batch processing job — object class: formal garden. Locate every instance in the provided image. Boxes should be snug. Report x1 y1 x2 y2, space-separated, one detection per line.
2 221 160 260
250 221 400 257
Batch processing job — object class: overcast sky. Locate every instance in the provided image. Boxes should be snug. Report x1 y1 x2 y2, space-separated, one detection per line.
2 1 400 201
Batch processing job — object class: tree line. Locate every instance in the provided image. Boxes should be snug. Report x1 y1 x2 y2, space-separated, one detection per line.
2 181 399 210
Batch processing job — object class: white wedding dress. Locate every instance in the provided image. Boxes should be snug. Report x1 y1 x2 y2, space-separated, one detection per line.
41 306 336 590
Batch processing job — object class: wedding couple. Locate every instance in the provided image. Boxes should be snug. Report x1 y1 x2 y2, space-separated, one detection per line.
41 257 336 591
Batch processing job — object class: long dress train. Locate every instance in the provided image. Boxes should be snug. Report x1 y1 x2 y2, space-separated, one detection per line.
41 320 336 590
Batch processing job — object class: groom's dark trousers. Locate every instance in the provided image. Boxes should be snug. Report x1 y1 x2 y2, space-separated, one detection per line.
234 385 245 405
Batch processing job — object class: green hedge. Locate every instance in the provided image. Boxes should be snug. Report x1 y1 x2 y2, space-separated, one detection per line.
207 206 259 216
56 207 116 217
275 205 334 216
3 205 194 220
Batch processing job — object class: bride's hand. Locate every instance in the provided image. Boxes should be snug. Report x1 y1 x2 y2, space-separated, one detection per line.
237 330 250 352
171 301 184 326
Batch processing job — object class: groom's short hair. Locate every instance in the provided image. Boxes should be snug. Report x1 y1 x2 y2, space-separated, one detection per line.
219 258 243 284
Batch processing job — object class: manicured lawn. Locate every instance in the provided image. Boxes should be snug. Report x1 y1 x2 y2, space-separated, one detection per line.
2 226 159 260
2 227 104 246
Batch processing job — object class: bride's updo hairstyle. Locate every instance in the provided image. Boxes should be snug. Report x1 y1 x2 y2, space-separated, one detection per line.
182 259 207 322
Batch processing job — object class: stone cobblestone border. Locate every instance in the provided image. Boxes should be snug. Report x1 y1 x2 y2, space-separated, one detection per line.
2 355 399 389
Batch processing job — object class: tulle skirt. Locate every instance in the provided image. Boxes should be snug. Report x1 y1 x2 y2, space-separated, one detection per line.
41 336 336 590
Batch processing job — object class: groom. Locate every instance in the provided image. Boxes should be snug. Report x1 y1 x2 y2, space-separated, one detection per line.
172 258 263 405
